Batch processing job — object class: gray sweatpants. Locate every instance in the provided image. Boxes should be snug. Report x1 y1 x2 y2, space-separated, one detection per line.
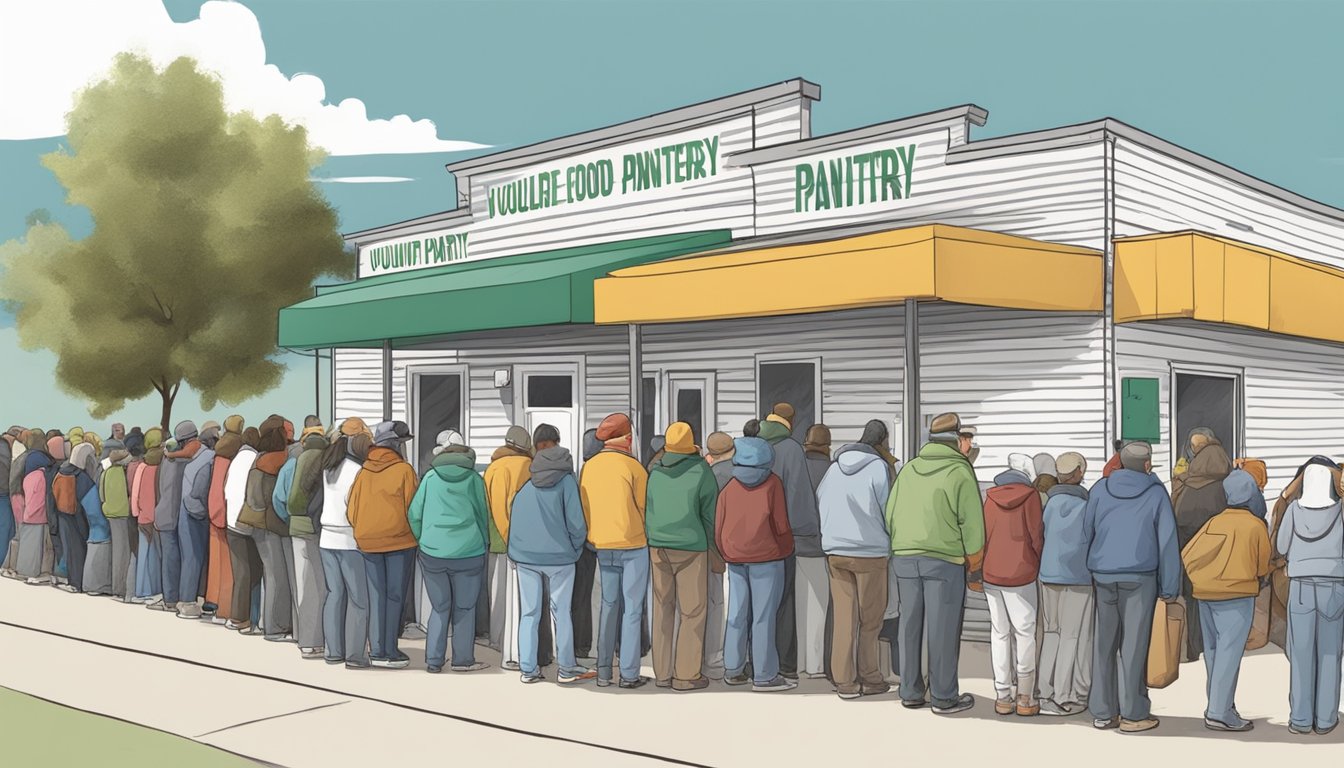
1038 583 1094 706
252 527 293 636
286 535 327 649
108 518 133 599
892 555 966 709
1090 573 1157 722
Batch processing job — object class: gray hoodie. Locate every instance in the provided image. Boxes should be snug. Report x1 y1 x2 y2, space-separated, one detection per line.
817 444 892 558
1277 499 1344 580
531 447 575 489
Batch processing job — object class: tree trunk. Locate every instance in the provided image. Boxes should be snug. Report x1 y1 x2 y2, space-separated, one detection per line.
159 381 179 433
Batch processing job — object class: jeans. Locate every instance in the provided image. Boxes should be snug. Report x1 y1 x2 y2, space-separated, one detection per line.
597 547 651 682
892 555 966 708
776 553 798 677
158 523 182 604
1287 577 1344 731
177 511 209 604
135 527 162 598
984 582 1039 700
1198 596 1254 725
320 547 370 665
1090 573 1158 722
1038 583 1094 706
725 560 786 684
572 547 598 657
419 551 485 668
0 500 14 566
518 562 584 677
55 513 88 592
363 547 415 660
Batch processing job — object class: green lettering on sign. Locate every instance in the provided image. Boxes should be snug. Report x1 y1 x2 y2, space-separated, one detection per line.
791 142 920 215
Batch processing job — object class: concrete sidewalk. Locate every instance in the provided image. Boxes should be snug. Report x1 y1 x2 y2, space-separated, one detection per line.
0 577 1339 767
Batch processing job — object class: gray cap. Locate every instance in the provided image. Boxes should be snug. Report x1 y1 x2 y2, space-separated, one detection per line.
504 425 532 453
173 420 198 444
372 421 413 447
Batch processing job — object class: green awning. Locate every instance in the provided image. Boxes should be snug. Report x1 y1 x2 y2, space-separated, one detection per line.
278 230 732 349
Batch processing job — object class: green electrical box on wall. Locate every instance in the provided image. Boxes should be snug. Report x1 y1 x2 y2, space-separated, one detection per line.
1121 377 1160 443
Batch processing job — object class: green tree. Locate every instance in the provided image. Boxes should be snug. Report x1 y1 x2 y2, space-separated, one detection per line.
0 54 351 430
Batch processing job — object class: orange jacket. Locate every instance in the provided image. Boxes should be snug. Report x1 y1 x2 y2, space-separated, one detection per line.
347 447 419 553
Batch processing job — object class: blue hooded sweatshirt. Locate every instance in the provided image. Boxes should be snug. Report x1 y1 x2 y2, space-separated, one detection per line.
1039 482 1090 586
731 437 774 488
1083 468 1181 598
508 447 587 566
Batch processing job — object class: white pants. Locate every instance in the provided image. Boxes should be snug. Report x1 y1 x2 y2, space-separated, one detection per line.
796 556 830 677
984 582 1039 699
487 554 520 664
703 568 726 679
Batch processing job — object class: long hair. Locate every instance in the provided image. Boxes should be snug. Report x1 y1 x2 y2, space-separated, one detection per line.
321 434 349 476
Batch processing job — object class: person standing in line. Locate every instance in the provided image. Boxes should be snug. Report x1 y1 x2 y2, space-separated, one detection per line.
803 425 832 490
224 426 262 633
718 436 796 693
817 429 892 700
46 434 68 586
244 416 295 640
701 431 736 681
318 421 372 669
1083 441 1181 734
130 429 163 603
1037 452 1093 717
408 429 491 674
646 422 718 692
981 453 1045 717
483 425 533 670
205 416 245 624
573 428 603 662
152 421 200 611
347 421 419 669
1172 427 1233 662
177 422 219 618
1276 462 1344 736
98 440 133 601
581 413 651 689
757 403 825 681
509 425 597 685
885 412 983 715
15 432 54 586
3 428 29 579
0 428 17 576
1033 453 1059 498
1181 470 1271 733
72 441 113 596
51 441 98 593
276 419 329 659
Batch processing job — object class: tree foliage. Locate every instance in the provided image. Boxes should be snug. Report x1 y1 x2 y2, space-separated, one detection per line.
0 54 352 426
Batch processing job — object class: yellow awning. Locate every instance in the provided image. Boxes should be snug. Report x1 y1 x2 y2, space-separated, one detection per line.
1115 231 1344 344
593 224 1102 324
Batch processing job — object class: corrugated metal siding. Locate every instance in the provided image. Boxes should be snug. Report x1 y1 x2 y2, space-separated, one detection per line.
754 96 809 148
1117 320 1344 498
1114 140 1344 267
753 136 1107 250
917 303 1108 485
639 306 905 449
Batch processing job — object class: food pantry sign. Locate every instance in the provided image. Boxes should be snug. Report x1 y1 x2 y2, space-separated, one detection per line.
360 229 471 276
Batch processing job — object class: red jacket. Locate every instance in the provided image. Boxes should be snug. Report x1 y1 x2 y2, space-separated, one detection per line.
207 456 231 529
715 474 793 564
982 478 1044 587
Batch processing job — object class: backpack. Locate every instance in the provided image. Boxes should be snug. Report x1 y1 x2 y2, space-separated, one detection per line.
52 473 78 515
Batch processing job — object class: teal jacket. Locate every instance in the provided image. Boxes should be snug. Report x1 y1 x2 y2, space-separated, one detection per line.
885 441 984 564
645 452 719 552
408 451 489 560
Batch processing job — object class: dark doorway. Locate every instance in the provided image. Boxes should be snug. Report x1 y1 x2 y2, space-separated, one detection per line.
758 361 817 441
640 376 657 464
676 387 705 446
416 374 463 472
1175 373 1238 463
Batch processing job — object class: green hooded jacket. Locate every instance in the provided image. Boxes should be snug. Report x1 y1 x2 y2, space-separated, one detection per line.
408 450 489 560
757 419 791 444
645 452 719 552
885 441 985 564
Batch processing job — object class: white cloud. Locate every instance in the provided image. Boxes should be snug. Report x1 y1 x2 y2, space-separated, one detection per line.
0 0 487 156
311 176 415 184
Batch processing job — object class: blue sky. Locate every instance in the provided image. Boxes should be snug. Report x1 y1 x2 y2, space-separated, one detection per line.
2 0 1341 429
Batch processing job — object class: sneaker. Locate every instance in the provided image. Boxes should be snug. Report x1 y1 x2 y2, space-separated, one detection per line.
502 661 521 671
520 672 545 684
1016 695 1040 717
324 656 345 665
451 662 490 673
1315 722 1339 736
146 599 171 611
619 676 651 690
932 694 975 715
804 672 828 680
427 665 443 674
655 679 673 689
1119 717 1160 733
225 620 250 632
596 677 613 688
264 633 293 643
673 676 710 692
345 660 371 670
901 699 928 709
559 668 598 685
84 590 107 597
1094 717 1120 730
176 603 202 619
130 595 156 604
837 689 863 700
58 584 79 593
861 682 891 697
994 698 1015 716
1288 723 1313 735
1204 717 1253 733
24 577 46 586
724 672 752 687
752 676 797 693
300 647 325 660
211 615 228 625
400 625 428 641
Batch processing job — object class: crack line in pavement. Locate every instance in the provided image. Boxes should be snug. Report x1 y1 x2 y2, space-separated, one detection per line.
194 700 353 738
0 619 713 768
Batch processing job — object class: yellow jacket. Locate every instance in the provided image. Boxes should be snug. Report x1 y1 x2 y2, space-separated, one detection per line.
484 450 532 553
579 449 648 549
1180 508 1271 600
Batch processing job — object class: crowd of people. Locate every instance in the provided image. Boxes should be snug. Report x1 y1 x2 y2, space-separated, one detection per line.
0 407 1339 737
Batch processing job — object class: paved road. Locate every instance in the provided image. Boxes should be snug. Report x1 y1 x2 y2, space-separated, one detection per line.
0 577 1339 766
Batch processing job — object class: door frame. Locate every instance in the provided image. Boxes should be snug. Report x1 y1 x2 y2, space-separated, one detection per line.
663 370 718 443
754 353 824 425
405 363 470 474
1168 361 1245 459
513 357 585 465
